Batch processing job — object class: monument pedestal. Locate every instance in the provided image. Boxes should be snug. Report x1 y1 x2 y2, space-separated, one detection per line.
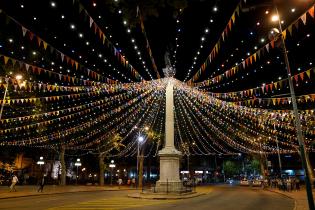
155 147 185 193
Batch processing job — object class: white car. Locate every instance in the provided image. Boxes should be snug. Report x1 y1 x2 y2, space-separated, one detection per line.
240 179 249 186
252 180 262 187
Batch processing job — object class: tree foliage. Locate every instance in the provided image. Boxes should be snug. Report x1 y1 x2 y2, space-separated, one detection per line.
223 160 240 177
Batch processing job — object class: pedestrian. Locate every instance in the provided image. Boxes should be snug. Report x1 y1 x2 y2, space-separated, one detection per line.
127 178 131 188
37 176 45 192
118 178 122 189
9 174 18 192
296 178 300 191
131 177 136 188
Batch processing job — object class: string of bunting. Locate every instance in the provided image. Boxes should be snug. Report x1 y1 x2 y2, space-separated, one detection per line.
186 0 244 83
179 86 311 153
0 88 155 145
66 88 162 150
194 4 315 87
137 6 160 79
74 0 144 81
205 67 315 101
1 12 118 84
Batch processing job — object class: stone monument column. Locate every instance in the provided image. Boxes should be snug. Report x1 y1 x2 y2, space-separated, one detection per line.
155 78 183 192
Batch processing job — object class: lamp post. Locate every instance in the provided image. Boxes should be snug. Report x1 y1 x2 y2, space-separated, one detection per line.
0 77 9 121
134 125 148 188
109 160 116 186
0 75 22 120
271 6 315 209
272 123 283 177
74 158 82 185
137 135 144 188
37 156 45 176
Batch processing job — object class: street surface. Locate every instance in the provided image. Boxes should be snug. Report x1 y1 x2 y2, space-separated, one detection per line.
0 185 294 210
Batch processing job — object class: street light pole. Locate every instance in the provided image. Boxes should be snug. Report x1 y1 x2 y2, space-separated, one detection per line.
0 77 9 121
109 160 116 186
137 134 144 188
74 158 81 185
275 135 282 177
273 5 315 209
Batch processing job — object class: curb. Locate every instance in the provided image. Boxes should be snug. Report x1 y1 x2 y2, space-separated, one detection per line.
127 192 206 200
266 189 297 210
0 188 137 200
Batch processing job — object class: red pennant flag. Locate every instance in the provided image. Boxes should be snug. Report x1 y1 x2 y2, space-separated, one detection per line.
308 6 314 18
29 32 34 41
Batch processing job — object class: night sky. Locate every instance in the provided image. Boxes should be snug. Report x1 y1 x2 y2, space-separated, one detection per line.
0 0 314 157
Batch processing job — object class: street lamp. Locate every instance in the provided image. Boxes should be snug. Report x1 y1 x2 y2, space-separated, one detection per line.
137 135 145 188
37 156 45 175
109 160 116 185
0 75 22 120
271 6 315 209
75 158 82 185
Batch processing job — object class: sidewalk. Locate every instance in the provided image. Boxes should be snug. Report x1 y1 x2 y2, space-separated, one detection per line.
0 185 136 199
267 187 315 210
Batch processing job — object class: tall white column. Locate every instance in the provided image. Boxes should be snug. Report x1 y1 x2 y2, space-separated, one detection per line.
165 80 174 149
155 78 183 192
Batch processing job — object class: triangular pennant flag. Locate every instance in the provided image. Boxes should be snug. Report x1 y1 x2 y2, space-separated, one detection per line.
29 32 34 41
242 60 246 69
37 37 42 47
43 41 48 50
301 13 307 24
270 40 275 48
231 13 236 23
265 43 270 52
308 6 314 18
4 56 9 65
287 25 293 36
25 64 30 71
60 53 65 62
22 26 28 36
89 17 94 28
236 5 240 16
282 30 287 40
306 69 311 78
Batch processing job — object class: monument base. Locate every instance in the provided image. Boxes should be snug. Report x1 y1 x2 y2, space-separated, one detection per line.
154 147 188 193
154 180 186 193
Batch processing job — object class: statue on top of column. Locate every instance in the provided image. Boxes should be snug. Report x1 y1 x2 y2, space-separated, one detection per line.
163 51 175 77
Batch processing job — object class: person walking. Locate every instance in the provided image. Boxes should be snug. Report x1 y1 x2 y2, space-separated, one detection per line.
131 178 136 188
9 174 18 192
37 176 45 193
118 178 122 189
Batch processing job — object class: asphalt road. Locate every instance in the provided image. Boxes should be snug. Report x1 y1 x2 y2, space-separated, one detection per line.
0 185 294 210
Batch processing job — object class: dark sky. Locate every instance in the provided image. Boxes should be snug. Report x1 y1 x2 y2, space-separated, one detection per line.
0 0 314 85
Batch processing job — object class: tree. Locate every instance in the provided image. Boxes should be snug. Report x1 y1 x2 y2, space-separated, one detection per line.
223 161 240 178
59 145 66 185
97 133 124 186
250 158 261 175
138 131 160 188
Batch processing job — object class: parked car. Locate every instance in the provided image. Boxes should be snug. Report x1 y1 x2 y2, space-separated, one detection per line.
251 179 262 187
226 178 234 184
240 179 250 186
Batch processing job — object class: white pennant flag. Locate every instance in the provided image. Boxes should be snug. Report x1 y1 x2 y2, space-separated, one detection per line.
242 60 246 68
60 53 64 62
301 13 307 25
22 26 28 36
90 17 94 28
25 64 30 71
265 43 270 52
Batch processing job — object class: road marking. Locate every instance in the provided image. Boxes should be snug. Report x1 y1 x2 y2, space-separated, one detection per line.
46 196 175 210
